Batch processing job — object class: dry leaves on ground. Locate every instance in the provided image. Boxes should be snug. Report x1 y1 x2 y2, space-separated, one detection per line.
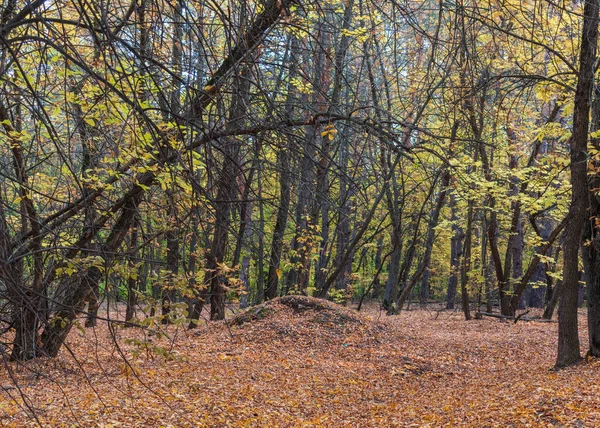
1 298 599 427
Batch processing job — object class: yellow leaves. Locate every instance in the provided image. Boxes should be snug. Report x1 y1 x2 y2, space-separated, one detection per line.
535 122 568 142
55 265 78 277
289 77 313 94
340 27 370 43
135 180 150 191
216 261 236 275
321 124 338 141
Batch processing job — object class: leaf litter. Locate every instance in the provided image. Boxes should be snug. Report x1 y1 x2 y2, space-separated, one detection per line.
1 299 599 427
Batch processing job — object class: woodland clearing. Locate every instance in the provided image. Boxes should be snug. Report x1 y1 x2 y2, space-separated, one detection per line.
1 298 598 427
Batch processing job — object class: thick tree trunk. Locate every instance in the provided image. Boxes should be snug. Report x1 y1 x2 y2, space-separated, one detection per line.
285 45 319 295
556 0 599 368
206 163 236 320
41 192 142 357
584 69 600 357
1 104 44 359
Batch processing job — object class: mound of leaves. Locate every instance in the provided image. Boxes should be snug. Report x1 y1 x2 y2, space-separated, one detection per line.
227 295 376 345
229 296 364 326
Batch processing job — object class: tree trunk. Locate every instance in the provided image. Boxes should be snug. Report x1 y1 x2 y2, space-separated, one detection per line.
255 164 266 304
372 236 384 298
162 202 179 324
334 126 354 296
265 145 292 299
265 35 299 300
583 61 600 358
313 2 354 294
41 192 142 357
447 193 463 310
125 220 140 323
206 67 250 319
556 0 599 368
460 201 473 321
420 167 452 304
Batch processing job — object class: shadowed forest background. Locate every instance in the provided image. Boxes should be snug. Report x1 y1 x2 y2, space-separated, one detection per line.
2 0 600 424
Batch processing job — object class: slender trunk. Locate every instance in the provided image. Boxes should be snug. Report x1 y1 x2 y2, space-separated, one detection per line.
447 193 463 310
372 236 384 298
395 262 428 312
265 145 292 299
206 67 250 319
255 162 266 304
125 220 140 323
544 279 563 320
286 125 317 295
460 201 473 321
313 2 354 293
265 35 299 300
528 217 555 308
162 202 179 323
334 127 354 296
186 209 199 323
420 153 454 304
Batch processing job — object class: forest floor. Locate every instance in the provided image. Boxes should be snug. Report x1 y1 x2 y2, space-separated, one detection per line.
1 298 600 427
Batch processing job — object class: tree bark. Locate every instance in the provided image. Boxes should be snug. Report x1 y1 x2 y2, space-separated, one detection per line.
583 57 600 358
265 35 299 300
162 201 179 323
125 220 140 323
556 0 599 368
447 193 463 310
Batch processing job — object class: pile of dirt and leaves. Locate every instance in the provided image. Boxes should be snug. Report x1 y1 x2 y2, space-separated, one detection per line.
227 295 376 344
2 301 600 426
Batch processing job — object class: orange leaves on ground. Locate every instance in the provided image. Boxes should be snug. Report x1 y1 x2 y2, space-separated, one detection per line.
1 302 599 426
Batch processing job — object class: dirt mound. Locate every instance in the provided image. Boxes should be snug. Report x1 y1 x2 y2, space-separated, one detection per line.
229 295 363 326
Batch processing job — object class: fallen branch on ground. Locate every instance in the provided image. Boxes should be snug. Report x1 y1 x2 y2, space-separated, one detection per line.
478 312 557 323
